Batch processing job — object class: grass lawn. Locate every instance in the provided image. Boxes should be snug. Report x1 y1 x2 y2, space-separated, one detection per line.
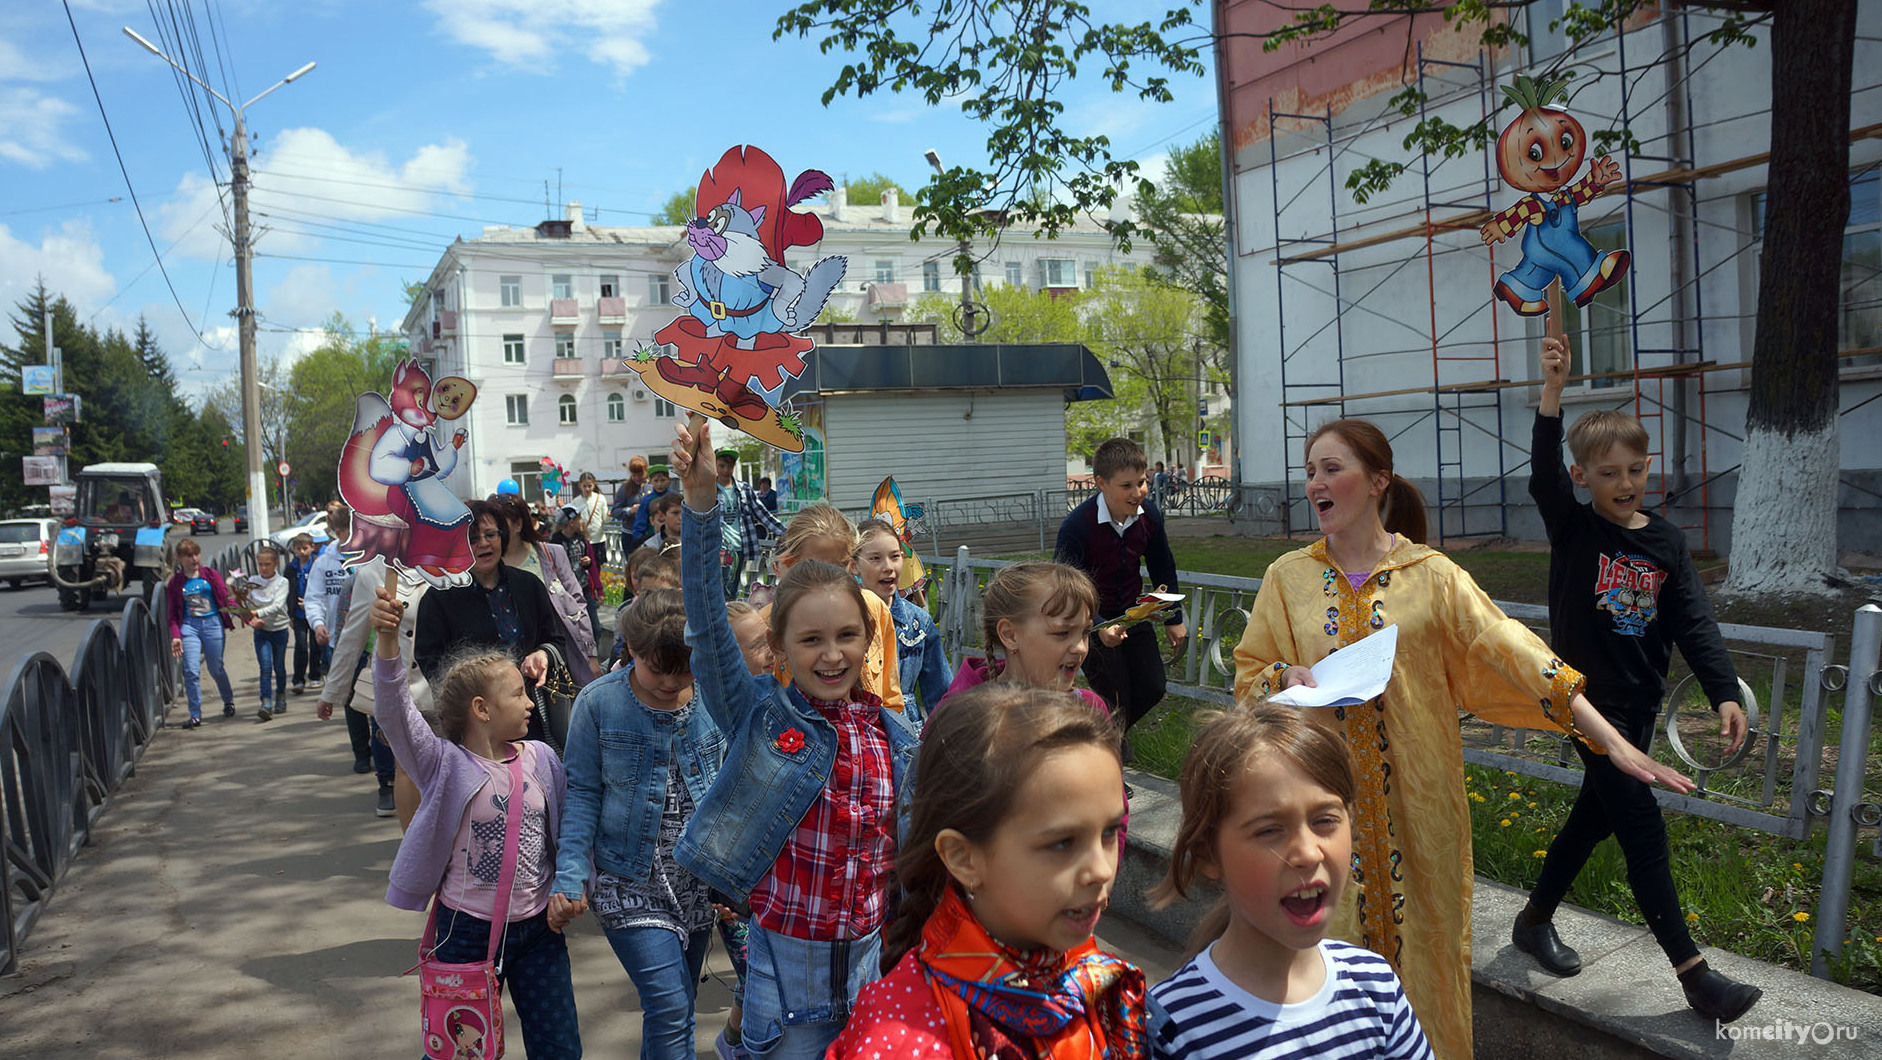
1036 528 1882 994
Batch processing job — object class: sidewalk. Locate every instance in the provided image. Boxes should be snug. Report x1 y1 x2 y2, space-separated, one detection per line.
0 640 1180 1058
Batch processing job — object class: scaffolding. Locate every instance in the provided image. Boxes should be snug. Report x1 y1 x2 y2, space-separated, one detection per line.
1260 9 1879 549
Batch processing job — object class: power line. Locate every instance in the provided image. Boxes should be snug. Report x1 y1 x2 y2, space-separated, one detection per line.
63 0 219 348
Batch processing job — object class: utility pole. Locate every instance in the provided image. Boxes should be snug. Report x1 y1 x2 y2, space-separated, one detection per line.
122 26 312 543
230 110 269 541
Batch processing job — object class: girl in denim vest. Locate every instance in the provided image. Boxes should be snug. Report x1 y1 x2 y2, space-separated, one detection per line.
670 420 921 1060
552 587 726 1060
368 574 582 1059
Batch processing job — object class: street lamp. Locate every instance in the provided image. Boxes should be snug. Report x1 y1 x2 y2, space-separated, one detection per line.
123 27 314 544
924 149 989 338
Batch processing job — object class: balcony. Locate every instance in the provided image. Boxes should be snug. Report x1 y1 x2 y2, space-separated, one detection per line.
553 357 586 382
550 298 580 326
439 309 457 336
866 282 908 309
600 356 635 377
597 296 627 324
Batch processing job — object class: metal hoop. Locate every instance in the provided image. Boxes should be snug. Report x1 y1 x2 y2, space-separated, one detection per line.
1821 664 1849 692
1661 675 1761 771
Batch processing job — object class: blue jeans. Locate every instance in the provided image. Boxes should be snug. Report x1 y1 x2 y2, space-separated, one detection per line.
601 924 713 1060
253 627 288 701
179 613 234 720
741 924 881 1060
429 905 582 1059
369 715 397 786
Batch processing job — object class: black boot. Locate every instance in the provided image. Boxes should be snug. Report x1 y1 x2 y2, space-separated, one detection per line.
1679 960 1761 1023
1512 905 1582 976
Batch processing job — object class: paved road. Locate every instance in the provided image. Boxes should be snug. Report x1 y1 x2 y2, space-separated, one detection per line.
0 587 1181 1058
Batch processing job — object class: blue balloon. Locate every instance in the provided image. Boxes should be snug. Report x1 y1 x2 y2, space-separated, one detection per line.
496 478 520 496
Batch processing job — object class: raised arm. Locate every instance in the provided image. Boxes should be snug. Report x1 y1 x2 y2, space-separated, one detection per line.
674 420 763 733
369 572 446 787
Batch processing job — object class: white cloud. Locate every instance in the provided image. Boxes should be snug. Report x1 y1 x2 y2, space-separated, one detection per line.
424 0 661 76
0 36 70 82
156 127 475 261
263 263 341 333
0 220 117 311
0 85 88 169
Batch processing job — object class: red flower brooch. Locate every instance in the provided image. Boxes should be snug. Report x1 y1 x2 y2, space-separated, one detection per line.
775 728 806 754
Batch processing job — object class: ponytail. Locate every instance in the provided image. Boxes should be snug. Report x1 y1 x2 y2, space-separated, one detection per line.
1381 474 1428 545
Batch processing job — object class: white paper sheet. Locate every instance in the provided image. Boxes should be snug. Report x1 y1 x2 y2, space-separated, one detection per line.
1266 624 1399 708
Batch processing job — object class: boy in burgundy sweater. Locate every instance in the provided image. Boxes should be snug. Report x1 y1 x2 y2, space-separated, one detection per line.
1055 438 1187 756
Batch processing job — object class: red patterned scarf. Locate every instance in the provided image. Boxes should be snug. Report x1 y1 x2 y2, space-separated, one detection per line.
916 887 1147 1060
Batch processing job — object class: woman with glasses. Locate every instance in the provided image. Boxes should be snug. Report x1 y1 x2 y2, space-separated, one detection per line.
489 492 599 684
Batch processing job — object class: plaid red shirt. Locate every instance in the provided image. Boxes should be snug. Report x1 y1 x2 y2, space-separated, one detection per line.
748 689 897 941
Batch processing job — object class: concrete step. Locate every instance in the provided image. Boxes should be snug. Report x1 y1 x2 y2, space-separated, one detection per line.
1111 767 1882 1059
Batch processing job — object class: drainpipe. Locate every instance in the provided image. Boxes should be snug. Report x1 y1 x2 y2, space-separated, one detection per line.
1212 0 1242 496
1663 12 1693 500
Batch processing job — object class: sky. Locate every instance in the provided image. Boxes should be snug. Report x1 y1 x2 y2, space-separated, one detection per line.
1 0 1221 405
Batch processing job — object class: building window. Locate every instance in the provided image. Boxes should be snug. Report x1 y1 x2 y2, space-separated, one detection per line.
506 394 528 425
607 392 626 422
1039 258 1077 287
602 330 622 360
1753 171 1881 368
922 261 941 292
500 275 521 307
875 260 896 284
599 274 619 298
1557 220 1631 389
1005 261 1023 287
552 274 573 300
502 334 525 365
509 460 543 499
558 394 578 425
653 397 677 419
648 273 671 305
1084 261 1098 289
555 333 575 359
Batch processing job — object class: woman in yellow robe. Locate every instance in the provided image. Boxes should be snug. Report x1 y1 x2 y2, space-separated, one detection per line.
1233 419 1690 1060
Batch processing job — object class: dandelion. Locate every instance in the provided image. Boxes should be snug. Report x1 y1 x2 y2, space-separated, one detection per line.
1686 912 1699 923
1528 801 1538 808
1536 827 1546 833
1792 863 1803 873
1499 819 1512 827
1510 811 1521 819
1533 850 1548 859
1792 912 1810 923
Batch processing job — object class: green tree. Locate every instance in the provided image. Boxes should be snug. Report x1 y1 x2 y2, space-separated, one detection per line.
1136 129 1227 353
840 172 910 210
1081 267 1216 467
282 316 408 504
651 189 695 225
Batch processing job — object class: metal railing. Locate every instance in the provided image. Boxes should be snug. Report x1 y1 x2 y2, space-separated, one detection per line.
1 592 177 975
922 547 1882 980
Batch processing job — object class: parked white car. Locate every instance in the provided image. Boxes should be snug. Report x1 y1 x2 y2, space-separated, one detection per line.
271 510 331 547
0 518 59 588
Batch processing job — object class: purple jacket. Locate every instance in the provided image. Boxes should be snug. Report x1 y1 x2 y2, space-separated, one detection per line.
939 656 1111 718
372 655 566 912
166 566 236 640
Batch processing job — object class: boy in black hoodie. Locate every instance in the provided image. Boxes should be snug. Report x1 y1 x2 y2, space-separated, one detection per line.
1513 334 1761 1023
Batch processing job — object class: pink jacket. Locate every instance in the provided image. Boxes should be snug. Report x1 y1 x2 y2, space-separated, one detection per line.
938 656 1111 718
166 566 236 639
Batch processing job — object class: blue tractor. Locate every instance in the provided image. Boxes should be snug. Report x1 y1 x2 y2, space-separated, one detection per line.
51 462 182 612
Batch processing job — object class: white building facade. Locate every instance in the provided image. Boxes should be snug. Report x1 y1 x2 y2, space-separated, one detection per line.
1216 3 1882 552
400 190 1153 499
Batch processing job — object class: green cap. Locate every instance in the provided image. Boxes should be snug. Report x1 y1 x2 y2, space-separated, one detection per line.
715 448 739 460
648 463 671 475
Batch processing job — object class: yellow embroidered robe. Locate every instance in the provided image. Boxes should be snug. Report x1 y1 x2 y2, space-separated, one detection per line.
1233 538 1587 1060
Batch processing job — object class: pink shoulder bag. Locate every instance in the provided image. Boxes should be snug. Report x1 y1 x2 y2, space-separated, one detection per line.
413 753 527 1060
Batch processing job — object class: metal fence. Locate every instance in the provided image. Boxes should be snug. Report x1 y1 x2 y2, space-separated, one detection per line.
922 547 1882 979
1 592 177 976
